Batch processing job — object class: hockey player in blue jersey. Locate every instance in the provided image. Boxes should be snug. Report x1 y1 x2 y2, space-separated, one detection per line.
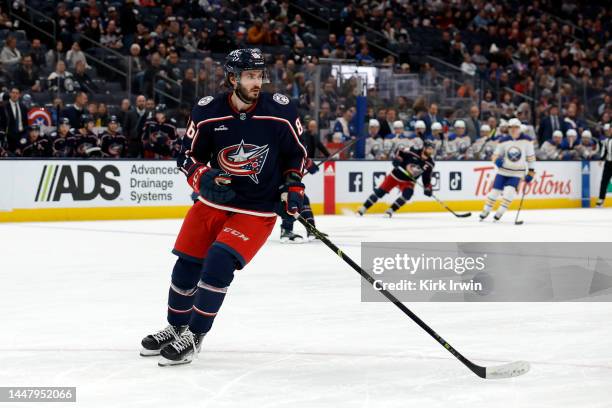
357 140 435 217
479 118 536 221
140 48 307 366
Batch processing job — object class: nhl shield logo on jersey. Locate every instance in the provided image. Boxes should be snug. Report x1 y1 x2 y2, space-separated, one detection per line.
272 93 289 105
217 140 269 184
198 96 214 106
507 146 522 162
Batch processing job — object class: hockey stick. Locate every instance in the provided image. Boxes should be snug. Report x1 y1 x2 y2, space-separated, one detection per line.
295 214 530 379
514 189 526 225
313 136 363 167
396 166 471 217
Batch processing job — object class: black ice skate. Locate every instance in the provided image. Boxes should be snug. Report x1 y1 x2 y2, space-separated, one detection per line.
384 208 394 218
280 228 304 243
479 210 490 221
140 324 187 356
596 199 604 208
493 214 502 222
158 329 205 367
356 206 366 216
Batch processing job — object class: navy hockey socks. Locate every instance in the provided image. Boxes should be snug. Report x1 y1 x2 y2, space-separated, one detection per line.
391 188 413 212
167 257 201 326
363 188 386 210
189 245 237 334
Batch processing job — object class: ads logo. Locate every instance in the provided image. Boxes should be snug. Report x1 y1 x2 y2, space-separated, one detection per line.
431 171 441 191
349 172 363 192
35 164 121 202
449 171 462 191
373 172 386 189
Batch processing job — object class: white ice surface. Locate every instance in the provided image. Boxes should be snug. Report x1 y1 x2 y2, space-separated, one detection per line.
0 208 611 408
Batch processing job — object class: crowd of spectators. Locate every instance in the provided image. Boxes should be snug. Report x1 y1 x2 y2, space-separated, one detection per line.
0 0 609 160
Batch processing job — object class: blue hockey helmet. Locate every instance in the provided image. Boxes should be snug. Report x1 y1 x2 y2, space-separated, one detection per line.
224 48 269 86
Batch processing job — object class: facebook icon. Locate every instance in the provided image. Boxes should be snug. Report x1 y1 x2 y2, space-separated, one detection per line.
349 172 363 192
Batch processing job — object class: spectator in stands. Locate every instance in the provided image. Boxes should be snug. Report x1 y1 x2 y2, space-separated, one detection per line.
30 39 46 68
101 20 123 50
303 120 330 158
356 46 374 64
247 18 270 45
375 108 391 137
0 36 21 67
331 107 355 142
82 18 103 50
181 68 196 106
62 91 88 129
321 34 338 58
47 61 75 94
563 102 587 134
209 24 235 54
143 52 162 98
73 60 98 93
538 105 564 145
66 42 88 70
46 41 66 69
13 55 41 93
463 105 481 141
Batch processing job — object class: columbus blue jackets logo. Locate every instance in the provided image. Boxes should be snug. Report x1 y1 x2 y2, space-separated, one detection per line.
217 140 269 184
507 146 522 162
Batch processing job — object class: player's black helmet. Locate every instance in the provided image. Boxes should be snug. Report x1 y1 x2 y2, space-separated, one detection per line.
423 139 435 149
224 48 269 86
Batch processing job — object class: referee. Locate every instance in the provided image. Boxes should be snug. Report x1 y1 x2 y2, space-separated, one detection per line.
597 123 612 207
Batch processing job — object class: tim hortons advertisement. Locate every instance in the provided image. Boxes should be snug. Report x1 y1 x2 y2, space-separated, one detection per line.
332 161 582 206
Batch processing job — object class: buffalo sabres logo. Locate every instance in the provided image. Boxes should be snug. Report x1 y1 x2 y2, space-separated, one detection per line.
273 93 289 105
217 140 269 183
507 146 522 162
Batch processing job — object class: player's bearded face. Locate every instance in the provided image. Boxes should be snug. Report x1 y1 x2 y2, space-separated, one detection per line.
236 70 263 102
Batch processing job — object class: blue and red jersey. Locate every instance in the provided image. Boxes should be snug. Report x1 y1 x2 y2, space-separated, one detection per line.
178 92 307 217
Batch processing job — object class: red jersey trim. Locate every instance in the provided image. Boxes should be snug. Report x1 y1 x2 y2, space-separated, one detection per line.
197 196 277 218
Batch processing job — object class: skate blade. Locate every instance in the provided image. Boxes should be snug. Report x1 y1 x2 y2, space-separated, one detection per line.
280 238 305 244
140 348 161 357
158 356 193 367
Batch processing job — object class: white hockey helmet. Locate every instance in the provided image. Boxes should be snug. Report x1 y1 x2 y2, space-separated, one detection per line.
508 118 522 128
552 130 563 138
581 130 592 138
499 119 508 128
566 129 577 138
431 122 442 131
454 120 466 128
393 120 404 129
369 119 380 128
414 120 426 129
480 124 491 133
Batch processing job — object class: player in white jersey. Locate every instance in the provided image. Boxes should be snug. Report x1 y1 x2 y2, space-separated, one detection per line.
479 118 536 221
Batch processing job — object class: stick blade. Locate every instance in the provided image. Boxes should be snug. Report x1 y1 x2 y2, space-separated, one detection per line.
456 212 472 218
515 220 524 225
485 361 530 379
